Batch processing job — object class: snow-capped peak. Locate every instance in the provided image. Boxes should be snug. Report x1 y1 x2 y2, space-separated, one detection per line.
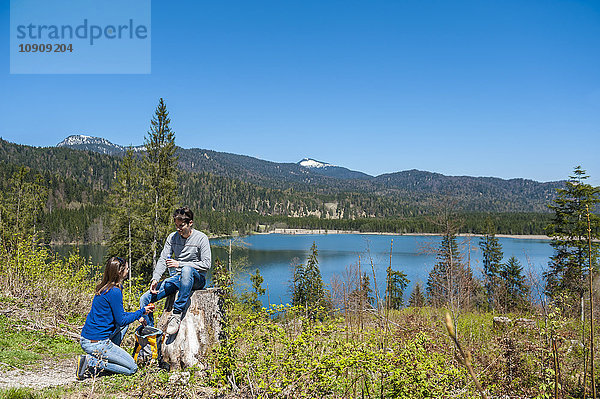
57 134 145 155
298 158 334 168
58 134 117 147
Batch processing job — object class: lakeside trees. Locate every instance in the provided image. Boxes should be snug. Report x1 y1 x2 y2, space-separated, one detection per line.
480 219 503 311
292 242 330 313
0 135 563 243
544 166 600 311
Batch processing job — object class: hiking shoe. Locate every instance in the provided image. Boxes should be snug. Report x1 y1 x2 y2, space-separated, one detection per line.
75 354 88 380
166 313 181 335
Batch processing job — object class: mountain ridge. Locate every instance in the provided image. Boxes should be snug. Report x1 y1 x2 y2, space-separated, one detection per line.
56 134 560 186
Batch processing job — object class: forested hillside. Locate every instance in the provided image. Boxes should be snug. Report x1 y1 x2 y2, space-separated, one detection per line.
0 137 562 243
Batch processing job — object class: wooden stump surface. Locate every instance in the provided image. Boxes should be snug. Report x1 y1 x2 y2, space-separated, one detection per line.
157 287 223 370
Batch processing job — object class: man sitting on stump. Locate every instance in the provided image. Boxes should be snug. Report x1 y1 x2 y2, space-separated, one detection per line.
140 207 211 335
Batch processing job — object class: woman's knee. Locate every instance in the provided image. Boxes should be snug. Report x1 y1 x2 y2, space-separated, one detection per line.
125 362 138 375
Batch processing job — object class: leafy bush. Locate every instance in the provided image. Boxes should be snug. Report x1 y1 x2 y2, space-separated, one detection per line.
210 304 474 398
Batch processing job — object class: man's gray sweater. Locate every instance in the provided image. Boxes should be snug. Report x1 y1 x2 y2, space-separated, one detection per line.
152 229 212 282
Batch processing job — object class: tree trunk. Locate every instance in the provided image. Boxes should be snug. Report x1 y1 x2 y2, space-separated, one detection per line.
157 287 224 370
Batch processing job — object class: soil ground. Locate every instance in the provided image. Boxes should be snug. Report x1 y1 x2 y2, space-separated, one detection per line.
0 357 77 390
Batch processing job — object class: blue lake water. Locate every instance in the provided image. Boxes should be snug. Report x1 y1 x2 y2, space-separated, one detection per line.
53 234 554 306
211 234 553 306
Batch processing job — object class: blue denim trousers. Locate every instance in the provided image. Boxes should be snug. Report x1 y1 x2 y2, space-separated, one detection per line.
139 265 206 326
79 324 138 376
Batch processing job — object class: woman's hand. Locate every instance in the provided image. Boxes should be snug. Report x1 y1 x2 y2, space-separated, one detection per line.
144 303 155 314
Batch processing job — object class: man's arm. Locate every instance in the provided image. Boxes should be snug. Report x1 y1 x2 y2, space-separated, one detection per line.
151 234 173 282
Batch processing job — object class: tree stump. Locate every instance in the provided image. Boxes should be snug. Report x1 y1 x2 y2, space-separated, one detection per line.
157 287 223 370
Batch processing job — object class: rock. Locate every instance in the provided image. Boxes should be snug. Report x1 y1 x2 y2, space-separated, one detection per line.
493 316 512 329
158 287 224 370
168 371 190 385
514 318 536 329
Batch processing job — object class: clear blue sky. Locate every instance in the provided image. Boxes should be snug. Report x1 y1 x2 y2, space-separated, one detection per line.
2 0 599 184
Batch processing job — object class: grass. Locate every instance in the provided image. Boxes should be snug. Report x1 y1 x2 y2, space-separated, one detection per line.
0 314 79 369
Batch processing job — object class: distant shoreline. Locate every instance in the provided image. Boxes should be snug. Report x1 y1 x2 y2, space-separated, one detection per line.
248 228 552 240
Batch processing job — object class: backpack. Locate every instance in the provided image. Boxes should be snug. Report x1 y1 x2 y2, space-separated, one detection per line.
132 325 166 368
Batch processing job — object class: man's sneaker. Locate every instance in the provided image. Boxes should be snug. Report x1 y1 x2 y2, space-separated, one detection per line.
166 313 181 335
75 354 88 380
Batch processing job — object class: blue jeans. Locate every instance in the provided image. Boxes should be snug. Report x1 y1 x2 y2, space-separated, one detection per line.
139 265 206 326
80 325 138 376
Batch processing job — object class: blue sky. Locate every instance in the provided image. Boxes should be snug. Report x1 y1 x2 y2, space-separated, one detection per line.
1 0 599 184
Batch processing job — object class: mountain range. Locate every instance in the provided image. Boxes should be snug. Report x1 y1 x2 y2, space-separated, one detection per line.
0 134 565 242
56 134 563 213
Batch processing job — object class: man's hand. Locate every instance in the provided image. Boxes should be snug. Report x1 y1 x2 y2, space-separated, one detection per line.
149 279 159 294
144 303 155 314
166 258 180 268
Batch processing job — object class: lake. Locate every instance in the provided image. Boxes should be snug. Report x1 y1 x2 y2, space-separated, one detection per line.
53 234 554 306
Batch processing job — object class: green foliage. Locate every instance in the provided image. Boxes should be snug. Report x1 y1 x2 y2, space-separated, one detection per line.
545 166 600 310
107 148 149 279
0 234 95 318
210 304 473 398
0 137 563 244
241 268 265 312
385 266 409 309
480 218 504 310
499 256 530 312
139 98 179 278
292 242 331 316
408 282 426 307
427 231 474 311
347 272 375 311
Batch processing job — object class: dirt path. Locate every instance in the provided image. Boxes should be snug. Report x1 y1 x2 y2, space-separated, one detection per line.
0 357 76 390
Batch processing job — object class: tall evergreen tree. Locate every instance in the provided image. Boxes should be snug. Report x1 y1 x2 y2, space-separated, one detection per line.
427 232 474 310
349 272 375 309
292 242 328 312
544 166 600 310
291 257 307 306
248 268 266 312
385 266 409 309
141 98 179 278
408 282 426 307
107 148 145 277
304 242 327 308
499 256 530 312
2 167 48 243
480 219 504 310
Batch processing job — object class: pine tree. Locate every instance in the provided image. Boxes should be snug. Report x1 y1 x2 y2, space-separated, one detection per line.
107 148 146 277
141 98 179 278
385 266 409 309
408 282 426 307
304 242 326 308
2 167 48 243
427 232 474 310
544 166 600 310
291 257 307 306
291 242 329 313
480 219 504 310
349 272 375 310
499 256 530 312
249 268 266 312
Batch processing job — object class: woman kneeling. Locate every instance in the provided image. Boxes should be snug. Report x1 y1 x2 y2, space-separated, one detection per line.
76 257 153 379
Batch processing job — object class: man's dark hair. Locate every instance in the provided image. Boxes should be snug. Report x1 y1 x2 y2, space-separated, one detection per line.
173 207 194 223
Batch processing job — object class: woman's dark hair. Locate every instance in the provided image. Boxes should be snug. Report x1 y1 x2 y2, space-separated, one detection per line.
173 207 193 223
96 257 127 295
